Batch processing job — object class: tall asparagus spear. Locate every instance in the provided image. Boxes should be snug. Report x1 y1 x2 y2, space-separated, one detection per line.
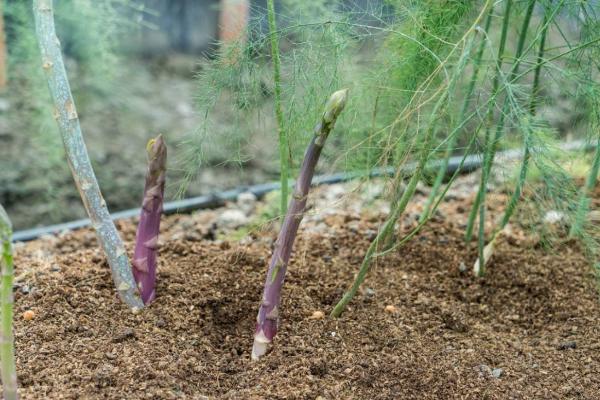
132 135 167 305
252 89 349 361
33 0 143 310
0 205 17 400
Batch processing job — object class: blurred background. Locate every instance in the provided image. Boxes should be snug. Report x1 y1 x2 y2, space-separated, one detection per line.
0 0 595 229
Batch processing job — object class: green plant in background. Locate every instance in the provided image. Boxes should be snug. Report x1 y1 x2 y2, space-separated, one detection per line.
179 1 351 201
463 0 514 243
2 0 142 228
332 7 488 315
182 0 600 315
474 1 555 274
0 205 17 400
266 0 290 215
420 5 494 223
569 3 600 239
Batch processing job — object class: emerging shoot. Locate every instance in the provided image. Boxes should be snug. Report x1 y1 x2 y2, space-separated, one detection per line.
0 205 17 400
252 89 349 361
133 135 167 305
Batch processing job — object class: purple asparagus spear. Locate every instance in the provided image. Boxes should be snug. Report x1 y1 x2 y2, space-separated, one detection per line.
133 135 167 304
252 89 349 360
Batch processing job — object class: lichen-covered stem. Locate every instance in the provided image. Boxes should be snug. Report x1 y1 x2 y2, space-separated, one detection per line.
32 0 143 310
132 135 167 305
252 89 349 360
0 205 17 400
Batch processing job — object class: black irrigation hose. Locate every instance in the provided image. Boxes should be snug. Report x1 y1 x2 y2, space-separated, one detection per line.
12 141 592 242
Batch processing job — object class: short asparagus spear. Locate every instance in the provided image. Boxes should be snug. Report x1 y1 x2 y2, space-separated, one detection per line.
0 205 17 400
132 135 167 305
252 89 349 360
33 0 143 309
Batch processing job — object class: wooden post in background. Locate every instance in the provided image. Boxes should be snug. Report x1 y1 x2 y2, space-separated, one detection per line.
218 0 250 45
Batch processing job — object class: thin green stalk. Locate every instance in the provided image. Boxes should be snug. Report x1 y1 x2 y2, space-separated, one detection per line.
420 7 494 223
382 121 483 259
474 0 538 276
33 0 143 309
331 34 477 317
267 0 289 215
0 205 17 400
464 0 514 241
571 142 600 237
330 152 429 318
499 6 550 230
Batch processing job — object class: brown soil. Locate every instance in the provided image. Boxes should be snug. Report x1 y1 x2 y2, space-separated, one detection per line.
10 189 600 399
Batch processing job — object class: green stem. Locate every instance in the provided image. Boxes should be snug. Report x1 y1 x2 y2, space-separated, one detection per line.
331 156 427 318
330 33 478 316
382 122 482 259
467 0 541 242
331 21 484 316
267 0 289 215
420 7 494 223
0 205 17 400
465 0 514 241
498 5 550 234
332 107 481 319
571 141 600 237
475 0 538 275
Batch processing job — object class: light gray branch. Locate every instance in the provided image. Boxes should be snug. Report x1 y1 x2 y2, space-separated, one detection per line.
32 0 143 310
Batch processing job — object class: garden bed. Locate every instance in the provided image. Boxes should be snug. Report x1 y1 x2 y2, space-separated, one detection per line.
11 179 600 399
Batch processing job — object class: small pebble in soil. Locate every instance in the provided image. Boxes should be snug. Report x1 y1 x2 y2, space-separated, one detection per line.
112 328 136 343
237 192 257 215
459 262 467 273
543 210 565 224
156 318 166 328
557 341 577 350
365 288 375 298
384 305 398 314
310 311 325 320
492 368 503 378
22 310 35 321
19 284 31 294
217 209 249 229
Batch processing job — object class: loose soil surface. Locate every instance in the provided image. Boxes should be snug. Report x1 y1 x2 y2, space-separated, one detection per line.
10 180 600 399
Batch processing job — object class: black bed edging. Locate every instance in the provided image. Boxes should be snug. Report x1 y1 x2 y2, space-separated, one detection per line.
13 141 592 242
